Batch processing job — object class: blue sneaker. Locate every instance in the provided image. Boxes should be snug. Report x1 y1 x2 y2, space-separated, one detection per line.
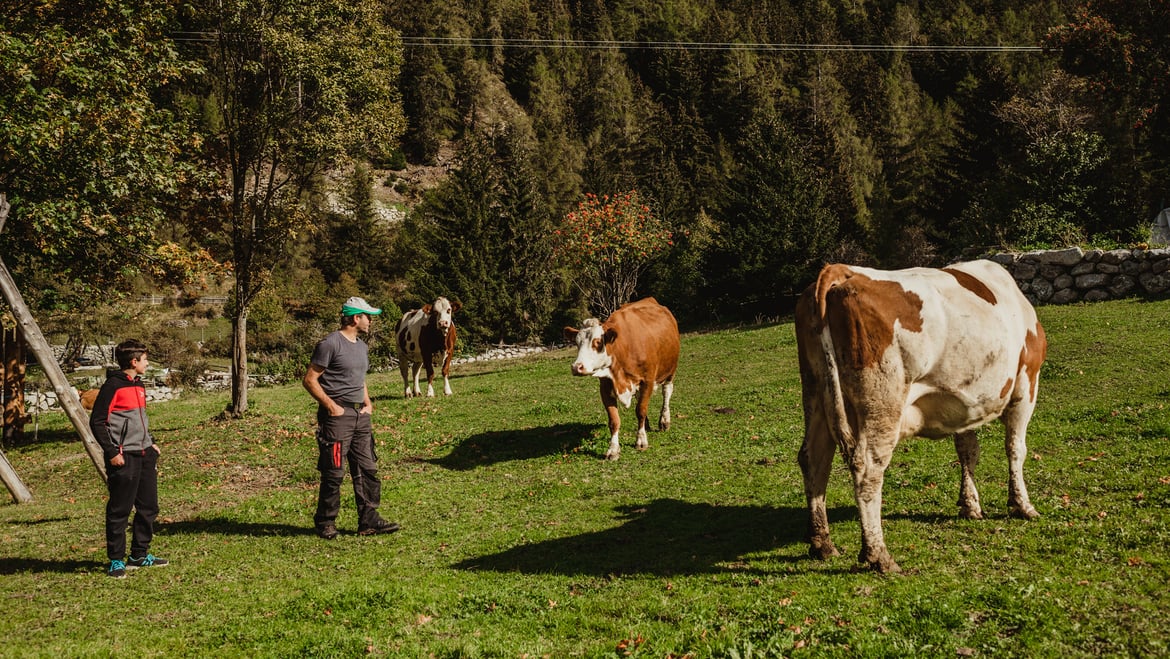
107 560 126 578
126 554 169 569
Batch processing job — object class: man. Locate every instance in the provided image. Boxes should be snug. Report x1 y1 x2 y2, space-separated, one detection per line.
303 296 400 540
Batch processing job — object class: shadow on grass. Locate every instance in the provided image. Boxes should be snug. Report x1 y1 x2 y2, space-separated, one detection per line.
426 423 596 470
3 428 77 448
372 373 477 402
453 498 860 576
0 557 98 575
160 518 315 537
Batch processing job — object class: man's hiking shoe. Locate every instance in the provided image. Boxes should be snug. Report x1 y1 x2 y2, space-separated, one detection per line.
107 560 126 579
126 554 169 569
317 524 339 540
358 520 400 536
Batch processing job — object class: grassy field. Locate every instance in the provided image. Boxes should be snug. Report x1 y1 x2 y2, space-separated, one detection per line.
1 298 1168 658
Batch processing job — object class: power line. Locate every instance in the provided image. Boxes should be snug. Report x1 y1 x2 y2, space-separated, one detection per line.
170 32 1045 53
399 36 1045 53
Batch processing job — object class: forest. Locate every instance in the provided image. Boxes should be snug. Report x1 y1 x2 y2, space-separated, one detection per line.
1 1 1167 406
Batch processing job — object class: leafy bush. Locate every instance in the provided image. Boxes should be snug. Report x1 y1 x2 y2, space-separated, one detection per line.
141 325 207 388
553 190 672 318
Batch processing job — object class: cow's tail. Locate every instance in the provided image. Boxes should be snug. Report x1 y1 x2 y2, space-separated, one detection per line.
814 265 857 451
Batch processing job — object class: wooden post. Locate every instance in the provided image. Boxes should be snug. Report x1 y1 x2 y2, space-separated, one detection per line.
0 445 32 503
0 194 107 493
2 321 27 445
0 318 33 502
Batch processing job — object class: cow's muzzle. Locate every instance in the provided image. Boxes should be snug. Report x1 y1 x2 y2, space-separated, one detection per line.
571 363 589 376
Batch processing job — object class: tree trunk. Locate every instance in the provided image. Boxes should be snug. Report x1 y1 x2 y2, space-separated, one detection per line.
228 305 249 416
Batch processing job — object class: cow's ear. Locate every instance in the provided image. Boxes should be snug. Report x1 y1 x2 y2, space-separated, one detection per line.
604 327 618 344
563 326 578 341
422 304 433 315
451 301 462 313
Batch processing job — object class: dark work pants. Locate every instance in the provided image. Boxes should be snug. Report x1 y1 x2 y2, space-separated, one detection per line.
106 449 159 561
314 406 383 529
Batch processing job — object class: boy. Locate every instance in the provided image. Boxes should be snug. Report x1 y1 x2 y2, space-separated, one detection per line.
90 339 168 578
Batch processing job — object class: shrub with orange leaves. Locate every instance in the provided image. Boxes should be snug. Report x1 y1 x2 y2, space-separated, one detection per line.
554 190 672 318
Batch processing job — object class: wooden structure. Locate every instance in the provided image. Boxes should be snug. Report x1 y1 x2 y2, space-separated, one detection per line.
1 319 25 445
0 193 107 503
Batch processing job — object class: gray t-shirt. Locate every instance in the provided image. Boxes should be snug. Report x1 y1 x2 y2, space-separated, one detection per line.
310 331 369 404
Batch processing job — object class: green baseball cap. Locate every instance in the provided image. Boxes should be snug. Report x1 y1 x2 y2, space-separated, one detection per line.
341 296 382 316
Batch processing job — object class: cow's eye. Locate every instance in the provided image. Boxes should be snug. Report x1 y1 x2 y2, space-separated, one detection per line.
592 338 603 352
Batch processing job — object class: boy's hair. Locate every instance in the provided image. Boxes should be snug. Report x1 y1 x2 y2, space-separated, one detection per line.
340 313 365 328
114 339 148 370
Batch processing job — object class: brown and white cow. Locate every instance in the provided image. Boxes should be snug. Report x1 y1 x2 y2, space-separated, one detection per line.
395 296 461 397
564 297 680 460
795 261 1047 573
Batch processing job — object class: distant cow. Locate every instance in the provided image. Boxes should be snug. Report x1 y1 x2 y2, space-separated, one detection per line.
564 297 680 460
795 261 1047 573
79 388 99 411
396 296 461 397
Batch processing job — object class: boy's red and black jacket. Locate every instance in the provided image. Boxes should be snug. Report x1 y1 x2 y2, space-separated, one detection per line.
89 371 154 460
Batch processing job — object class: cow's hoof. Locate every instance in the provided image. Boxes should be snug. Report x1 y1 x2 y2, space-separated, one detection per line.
604 453 620 461
1010 504 1040 520
659 420 670 431
958 507 985 520
862 554 902 574
808 541 840 560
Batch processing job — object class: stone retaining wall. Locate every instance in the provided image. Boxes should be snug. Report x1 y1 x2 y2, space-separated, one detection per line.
24 385 181 416
452 344 556 364
25 344 561 413
985 247 1170 305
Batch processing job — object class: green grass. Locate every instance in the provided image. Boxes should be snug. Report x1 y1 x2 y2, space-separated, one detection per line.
2 298 1169 657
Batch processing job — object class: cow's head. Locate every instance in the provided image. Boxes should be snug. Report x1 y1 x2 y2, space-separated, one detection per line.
563 318 616 377
427 297 460 335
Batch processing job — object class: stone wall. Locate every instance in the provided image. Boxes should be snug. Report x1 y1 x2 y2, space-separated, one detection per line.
985 247 1170 305
23 345 560 414
24 385 180 415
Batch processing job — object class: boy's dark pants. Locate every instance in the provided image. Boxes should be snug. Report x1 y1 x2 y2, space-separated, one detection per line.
106 450 159 561
314 406 383 530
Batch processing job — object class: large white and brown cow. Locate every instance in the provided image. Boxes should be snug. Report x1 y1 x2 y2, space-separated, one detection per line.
395 296 461 397
564 297 680 460
795 261 1047 573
